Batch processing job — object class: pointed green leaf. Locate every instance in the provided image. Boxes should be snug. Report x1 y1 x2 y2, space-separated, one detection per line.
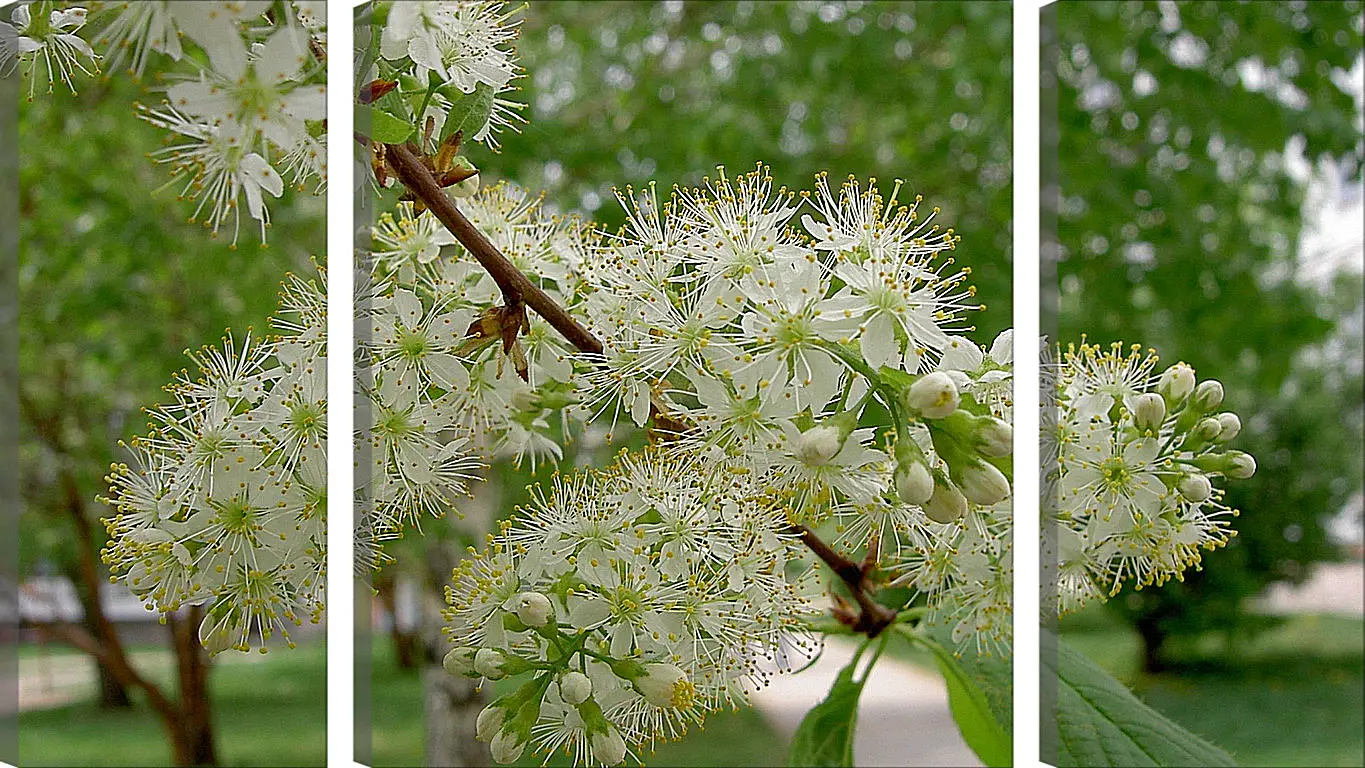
360 107 413 144
786 645 874 767
1047 632 1237 767
910 630 1012 767
439 83 496 143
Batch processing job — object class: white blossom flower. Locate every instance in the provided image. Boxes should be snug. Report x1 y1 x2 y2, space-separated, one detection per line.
102 266 329 654
1047 342 1254 610
443 451 820 765
5 3 99 99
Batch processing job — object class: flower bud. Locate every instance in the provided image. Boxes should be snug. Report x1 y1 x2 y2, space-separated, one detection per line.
1192 417 1223 442
1157 363 1196 405
1227 451 1256 479
490 729 525 764
591 727 628 766
510 387 539 411
442 646 478 677
794 425 844 466
923 480 969 523
559 671 593 706
475 648 509 680
476 705 505 742
513 592 554 628
1132 393 1166 432
1215 412 1241 442
451 172 482 199
895 460 934 505
960 461 1011 506
905 372 960 419
1178 473 1212 502
1193 379 1224 411
633 663 696 709
976 417 1013 458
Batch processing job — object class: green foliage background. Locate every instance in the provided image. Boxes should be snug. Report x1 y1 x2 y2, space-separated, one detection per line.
18 74 323 574
1054 0 1364 662
486 0 1014 338
17 65 325 765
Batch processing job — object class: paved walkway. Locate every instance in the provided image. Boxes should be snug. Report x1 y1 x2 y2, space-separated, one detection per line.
1254 561 1363 616
750 636 981 767
17 647 272 711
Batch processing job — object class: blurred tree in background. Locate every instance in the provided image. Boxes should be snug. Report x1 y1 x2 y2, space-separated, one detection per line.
1054 0 1364 671
492 0 1014 337
18 72 323 764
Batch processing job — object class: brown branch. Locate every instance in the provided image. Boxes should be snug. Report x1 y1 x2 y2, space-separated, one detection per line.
18 381 183 724
383 141 605 357
379 144 896 638
793 524 897 637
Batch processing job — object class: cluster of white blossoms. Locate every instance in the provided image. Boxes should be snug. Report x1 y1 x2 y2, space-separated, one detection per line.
388 162 1020 765
355 183 592 573
442 451 821 766
101 267 328 654
574 166 1015 655
1045 341 1256 615
5 0 328 246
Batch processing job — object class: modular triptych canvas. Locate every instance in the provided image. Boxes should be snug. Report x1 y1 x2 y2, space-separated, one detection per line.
2 2 1361 768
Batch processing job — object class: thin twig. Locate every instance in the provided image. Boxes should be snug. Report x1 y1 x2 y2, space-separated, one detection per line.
383 142 604 356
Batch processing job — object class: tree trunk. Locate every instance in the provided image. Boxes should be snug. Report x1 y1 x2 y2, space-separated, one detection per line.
95 657 134 709
375 570 420 671
64 565 133 709
168 606 217 767
421 544 487 768
61 495 136 711
1136 614 1167 674
421 623 488 768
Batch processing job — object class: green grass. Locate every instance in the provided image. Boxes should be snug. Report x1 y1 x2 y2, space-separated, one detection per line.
366 640 787 767
19 642 326 767
1060 609 1365 767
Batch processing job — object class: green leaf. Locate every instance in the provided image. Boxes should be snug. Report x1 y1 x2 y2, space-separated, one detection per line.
786 639 880 767
359 106 413 144
907 629 1012 767
1046 632 1237 767
439 83 496 143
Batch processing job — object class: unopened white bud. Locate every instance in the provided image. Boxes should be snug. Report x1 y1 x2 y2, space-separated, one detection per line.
1158 363 1196 404
490 729 525 764
976 417 1013 458
1192 417 1222 442
451 172 481 199
923 481 969 523
1193 379 1224 411
895 460 934 505
475 648 508 680
1227 451 1256 479
960 461 1011 506
475 705 505 742
514 592 554 628
591 727 628 766
1215 412 1241 442
1132 393 1166 432
1178 473 1212 502
442 646 477 677
510 387 538 411
906 372 960 419
559 671 593 705
633 663 696 709
795 425 844 466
